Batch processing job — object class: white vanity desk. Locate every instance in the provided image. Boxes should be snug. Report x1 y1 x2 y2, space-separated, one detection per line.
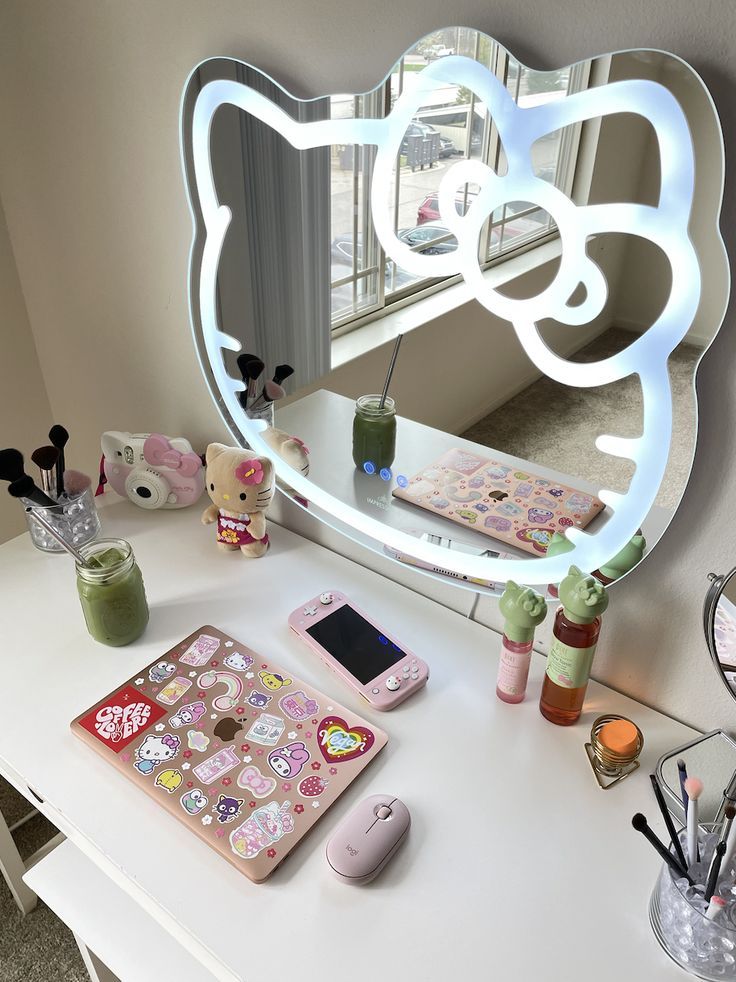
0 501 694 981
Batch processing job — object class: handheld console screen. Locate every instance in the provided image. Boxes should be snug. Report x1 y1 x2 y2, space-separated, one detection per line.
306 605 406 684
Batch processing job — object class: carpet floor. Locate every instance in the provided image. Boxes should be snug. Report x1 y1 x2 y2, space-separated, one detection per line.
461 326 701 510
0 777 87 981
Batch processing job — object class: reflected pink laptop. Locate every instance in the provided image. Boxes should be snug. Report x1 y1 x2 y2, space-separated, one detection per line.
392 447 604 555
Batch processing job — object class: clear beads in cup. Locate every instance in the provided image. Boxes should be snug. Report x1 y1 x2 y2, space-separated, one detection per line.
24 488 101 553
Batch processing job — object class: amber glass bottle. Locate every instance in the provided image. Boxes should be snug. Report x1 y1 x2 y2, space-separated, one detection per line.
539 566 608 726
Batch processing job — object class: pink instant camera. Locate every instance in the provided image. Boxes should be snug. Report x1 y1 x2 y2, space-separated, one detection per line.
101 432 205 510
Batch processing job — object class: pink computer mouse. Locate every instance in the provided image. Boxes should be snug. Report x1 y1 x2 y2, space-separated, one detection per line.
326 794 411 884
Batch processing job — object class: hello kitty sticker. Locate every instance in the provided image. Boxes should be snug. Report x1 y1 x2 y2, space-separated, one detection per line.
134 733 181 775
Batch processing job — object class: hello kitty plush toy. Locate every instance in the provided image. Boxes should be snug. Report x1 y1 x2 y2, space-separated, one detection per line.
201 444 274 558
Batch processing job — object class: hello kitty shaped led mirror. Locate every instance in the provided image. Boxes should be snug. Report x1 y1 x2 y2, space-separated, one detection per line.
181 30 729 594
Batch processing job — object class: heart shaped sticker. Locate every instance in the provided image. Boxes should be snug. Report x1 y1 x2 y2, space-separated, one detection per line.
317 716 374 763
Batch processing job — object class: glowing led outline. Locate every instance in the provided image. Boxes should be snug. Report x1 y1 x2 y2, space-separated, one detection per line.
183 45 724 587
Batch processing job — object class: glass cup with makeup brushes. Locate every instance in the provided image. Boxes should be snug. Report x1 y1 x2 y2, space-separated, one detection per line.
24 488 101 553
650 823 736 980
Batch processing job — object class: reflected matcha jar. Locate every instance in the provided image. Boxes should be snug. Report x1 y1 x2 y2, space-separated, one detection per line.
76 538 149 646
352 395 396 472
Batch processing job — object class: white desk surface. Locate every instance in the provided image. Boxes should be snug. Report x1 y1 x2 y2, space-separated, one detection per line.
0 500 692 981
276 388 672 560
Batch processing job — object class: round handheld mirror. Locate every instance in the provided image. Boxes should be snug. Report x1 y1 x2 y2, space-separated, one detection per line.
704 567 736 700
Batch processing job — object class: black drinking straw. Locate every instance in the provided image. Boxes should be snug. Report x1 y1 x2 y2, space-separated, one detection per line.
379 334 403 410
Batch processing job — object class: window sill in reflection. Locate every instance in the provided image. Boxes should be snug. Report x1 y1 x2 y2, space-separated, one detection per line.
331 237 564 371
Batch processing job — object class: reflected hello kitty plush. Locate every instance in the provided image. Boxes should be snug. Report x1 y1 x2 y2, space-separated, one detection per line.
201 444 274 558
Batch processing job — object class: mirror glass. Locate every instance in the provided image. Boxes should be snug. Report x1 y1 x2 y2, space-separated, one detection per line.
705 568 736 700
659 731 736 826
181 31 729 593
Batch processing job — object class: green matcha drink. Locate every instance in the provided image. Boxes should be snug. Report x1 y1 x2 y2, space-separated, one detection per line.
76 538 149 646
352 394 396 471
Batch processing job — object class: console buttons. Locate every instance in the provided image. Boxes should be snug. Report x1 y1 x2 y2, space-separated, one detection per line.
385 676 401 691
303 605 318 616
376 805 392 820
411 672 420 681
371 687 380 695
319 592 334 605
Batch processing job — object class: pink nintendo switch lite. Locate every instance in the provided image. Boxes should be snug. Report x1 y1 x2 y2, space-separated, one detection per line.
392 447 605 556
288 592 429 710
70 625 387 883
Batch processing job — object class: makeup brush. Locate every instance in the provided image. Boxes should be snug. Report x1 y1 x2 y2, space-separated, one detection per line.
678 759 689 811
631 813 692 883
236 352 258 377
0 448 25 483
684 776 704 867
650 773 688 871
705 840 727 902
249 379 284 413
31 446 60 497
237 356 264 405
715 767 736 826
49 425 69 497
63 470 91 496
706 895 726 921
8 475 56 508
719 803 735 847
272 364 294 386
722 804 736 872
379 333 403 410
2 449 57 506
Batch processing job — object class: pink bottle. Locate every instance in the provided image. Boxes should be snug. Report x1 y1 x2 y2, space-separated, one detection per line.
495 582 548 704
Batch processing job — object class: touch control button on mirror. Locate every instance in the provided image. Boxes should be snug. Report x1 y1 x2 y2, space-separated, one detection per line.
376 805 392 820
385 676 401 691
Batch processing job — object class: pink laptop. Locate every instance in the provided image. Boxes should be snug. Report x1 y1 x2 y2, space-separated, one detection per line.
392 447 605 556
71 625 387 883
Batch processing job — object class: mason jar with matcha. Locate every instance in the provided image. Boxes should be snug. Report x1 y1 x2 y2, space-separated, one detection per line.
76 538 149 646
352 394 397 472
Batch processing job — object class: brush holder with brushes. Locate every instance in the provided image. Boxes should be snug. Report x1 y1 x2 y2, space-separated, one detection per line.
24 487 101 554
650 824 736 979
246 400 275 428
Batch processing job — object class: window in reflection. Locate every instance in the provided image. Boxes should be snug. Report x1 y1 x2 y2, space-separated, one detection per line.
330 28 592 330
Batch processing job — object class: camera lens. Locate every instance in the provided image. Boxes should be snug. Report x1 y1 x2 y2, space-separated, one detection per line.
124 469 170 509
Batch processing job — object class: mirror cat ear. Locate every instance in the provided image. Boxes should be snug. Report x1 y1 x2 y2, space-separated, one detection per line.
205 443 230 466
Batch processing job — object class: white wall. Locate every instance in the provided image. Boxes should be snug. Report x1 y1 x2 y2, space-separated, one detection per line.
0 197 53 542
0 0 734 732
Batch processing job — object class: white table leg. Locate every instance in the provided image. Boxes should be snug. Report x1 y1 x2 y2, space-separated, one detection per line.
73 934 120 982
0 802 37 915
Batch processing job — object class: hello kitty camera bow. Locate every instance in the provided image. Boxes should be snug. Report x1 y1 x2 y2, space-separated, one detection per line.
143 434 202 478
184 39 727 587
